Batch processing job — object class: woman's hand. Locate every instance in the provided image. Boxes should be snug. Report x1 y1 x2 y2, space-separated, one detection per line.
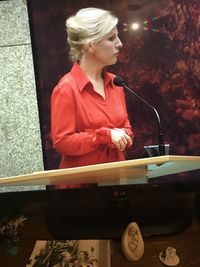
111 128 133 151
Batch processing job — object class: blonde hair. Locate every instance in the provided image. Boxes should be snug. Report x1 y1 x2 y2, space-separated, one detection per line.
66 7 118 62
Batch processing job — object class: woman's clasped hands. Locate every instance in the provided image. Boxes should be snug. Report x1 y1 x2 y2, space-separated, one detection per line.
111 128 133 151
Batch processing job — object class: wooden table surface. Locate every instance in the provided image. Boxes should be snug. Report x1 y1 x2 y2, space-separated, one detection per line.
111 215 200 267
1 213 200 267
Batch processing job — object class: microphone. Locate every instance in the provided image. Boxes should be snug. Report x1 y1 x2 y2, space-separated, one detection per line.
113 76 166 157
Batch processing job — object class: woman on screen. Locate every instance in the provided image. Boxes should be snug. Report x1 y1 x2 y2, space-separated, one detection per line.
51 7 134 188
50 7 144 262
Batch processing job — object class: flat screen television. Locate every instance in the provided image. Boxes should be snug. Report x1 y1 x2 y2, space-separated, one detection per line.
0 0 199 240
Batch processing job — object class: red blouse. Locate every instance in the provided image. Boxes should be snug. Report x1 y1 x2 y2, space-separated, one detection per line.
51 63 134 172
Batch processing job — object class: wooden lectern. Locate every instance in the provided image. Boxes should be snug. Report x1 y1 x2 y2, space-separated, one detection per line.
0 155 199 186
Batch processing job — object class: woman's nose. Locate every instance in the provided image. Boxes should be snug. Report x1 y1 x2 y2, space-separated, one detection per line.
116 37 123 49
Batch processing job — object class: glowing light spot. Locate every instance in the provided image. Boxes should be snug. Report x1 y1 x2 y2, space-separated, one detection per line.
131 23 140 30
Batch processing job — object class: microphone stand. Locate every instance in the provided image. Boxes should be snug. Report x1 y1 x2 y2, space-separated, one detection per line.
121 82 166 156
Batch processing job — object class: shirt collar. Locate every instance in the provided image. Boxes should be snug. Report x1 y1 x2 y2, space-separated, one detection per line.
103 69 114 87
70 62 113 92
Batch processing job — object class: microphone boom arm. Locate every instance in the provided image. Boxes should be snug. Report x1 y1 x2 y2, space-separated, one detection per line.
122 82 165 156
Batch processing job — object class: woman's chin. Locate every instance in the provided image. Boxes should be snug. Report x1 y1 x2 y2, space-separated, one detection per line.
106 58 118 66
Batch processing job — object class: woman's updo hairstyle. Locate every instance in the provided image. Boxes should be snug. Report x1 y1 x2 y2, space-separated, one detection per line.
66 7 118 62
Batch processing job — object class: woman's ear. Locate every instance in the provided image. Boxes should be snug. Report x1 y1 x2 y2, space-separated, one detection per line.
87 41 95 53
82 41 95 57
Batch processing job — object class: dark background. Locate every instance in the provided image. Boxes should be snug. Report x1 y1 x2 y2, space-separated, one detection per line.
27 0 200 183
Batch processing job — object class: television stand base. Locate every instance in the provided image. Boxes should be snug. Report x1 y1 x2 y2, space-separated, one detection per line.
45 192 195 239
